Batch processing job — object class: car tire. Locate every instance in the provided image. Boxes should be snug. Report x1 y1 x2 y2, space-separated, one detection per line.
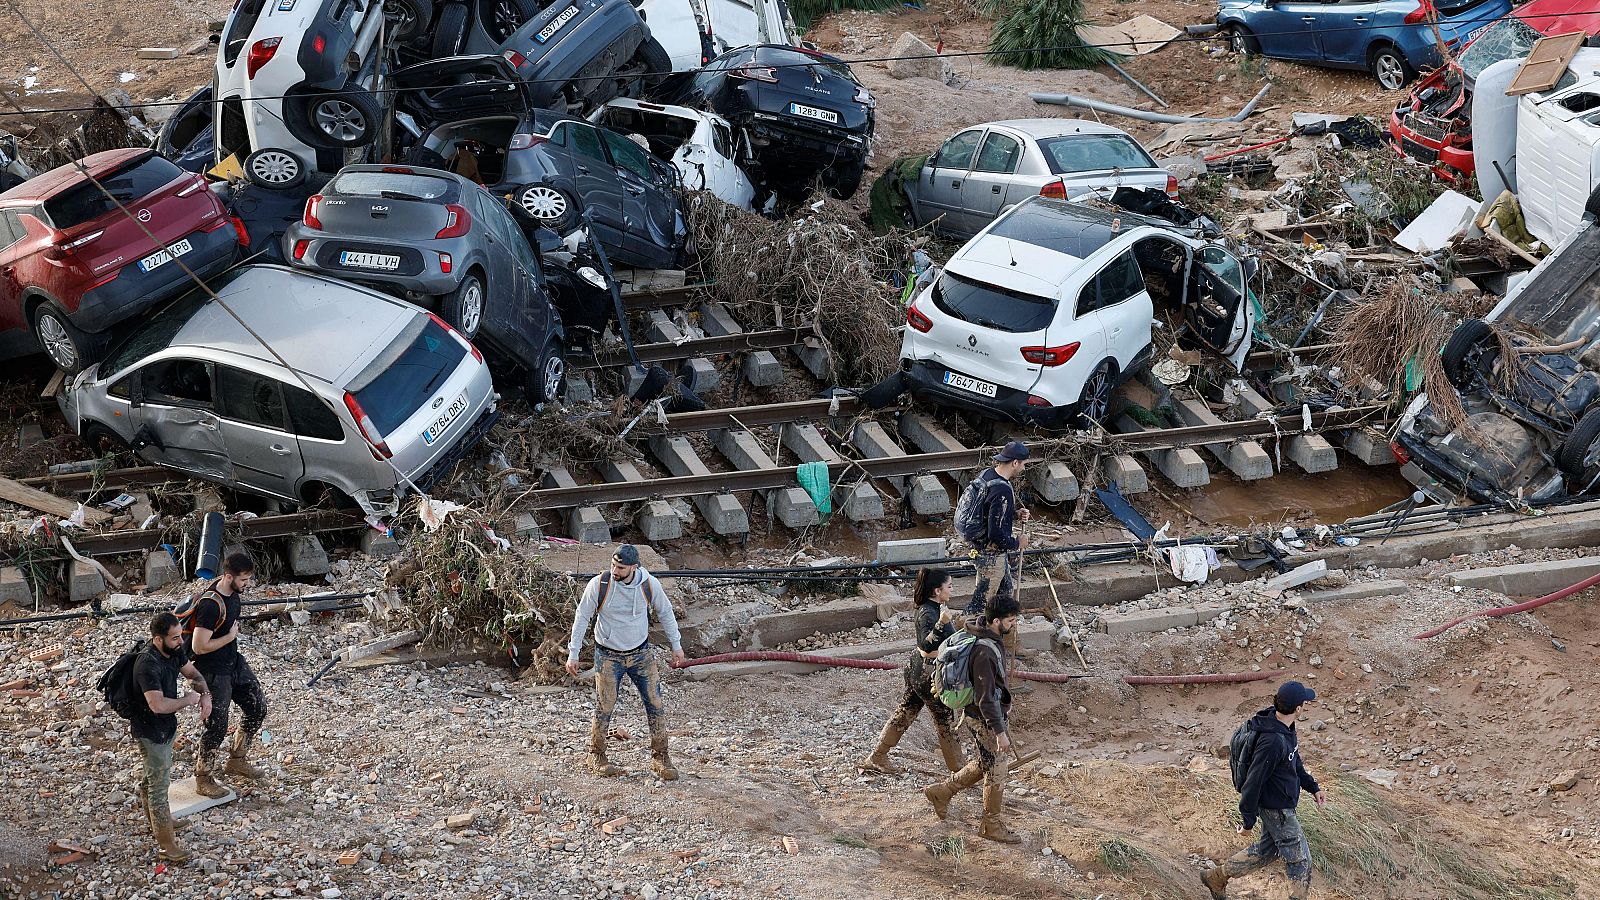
1558 406 1600 478
81 421 129 456
516 183 581 233
1223 24 1259 55
823 161 865 200
1441 318 1492 388
301 88 382 148
1369 44 1414 91
430 2 470 56
244 148 307 190
441 272 487 340
385 0 433 41
635 36 672 89
32 303 93 375
1075 360 1116 428
525 339 567 408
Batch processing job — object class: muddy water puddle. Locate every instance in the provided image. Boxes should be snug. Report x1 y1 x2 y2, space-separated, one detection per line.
1176 464 1416 528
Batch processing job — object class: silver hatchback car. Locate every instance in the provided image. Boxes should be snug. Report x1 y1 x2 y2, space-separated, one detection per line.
57 265 498 516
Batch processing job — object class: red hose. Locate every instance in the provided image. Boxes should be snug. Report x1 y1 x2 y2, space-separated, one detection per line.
1413 570 1600 639
672 650 900 670
1204 135 1292 162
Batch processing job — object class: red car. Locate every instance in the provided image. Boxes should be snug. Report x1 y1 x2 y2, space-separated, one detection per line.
0 148 242 373
1389 0 1600 181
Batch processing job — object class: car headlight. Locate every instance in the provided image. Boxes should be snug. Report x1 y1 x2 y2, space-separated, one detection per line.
577 266 608 289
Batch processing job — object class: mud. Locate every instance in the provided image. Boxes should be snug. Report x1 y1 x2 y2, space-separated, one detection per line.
1181 464 1417 528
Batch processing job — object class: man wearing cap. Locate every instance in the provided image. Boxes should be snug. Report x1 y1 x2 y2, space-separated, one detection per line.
566 545 686 780
1203 681 1325 900
962 441 1032 630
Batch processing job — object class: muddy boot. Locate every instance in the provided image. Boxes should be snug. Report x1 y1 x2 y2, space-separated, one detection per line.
924 762 982 820
1287 879 1309 900
1200 866 1229 900
977 782 1021 844
650 733 679 781
937 732 965 773
224 730 266 780
150 807 190 864
1223 846 1264 875
858 718 909 775
193 750 230 799
588 724 622 777
139 784 187 833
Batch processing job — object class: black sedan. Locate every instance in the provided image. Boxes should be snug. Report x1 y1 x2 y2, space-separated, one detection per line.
675 44 875 199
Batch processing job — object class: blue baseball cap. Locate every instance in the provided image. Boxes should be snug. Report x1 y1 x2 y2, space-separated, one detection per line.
993 441 1030 462
613 544 641 566
1276 680 1316 708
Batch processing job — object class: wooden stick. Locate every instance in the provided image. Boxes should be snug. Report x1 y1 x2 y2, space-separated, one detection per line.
1042 563 1089 670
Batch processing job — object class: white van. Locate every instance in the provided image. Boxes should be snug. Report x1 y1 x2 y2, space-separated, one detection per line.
1510 48 1600 245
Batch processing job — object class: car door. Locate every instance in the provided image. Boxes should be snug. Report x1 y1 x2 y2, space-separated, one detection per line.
918 128 983 235
130 357 233 481
464 187 519 344
1314 0 1380 64
213 364 304 499
600 128 676 265
961 129 1026 231
0 209 28 344
1250 0 1325 59
1183 245 1255 370
476 190 546 365
1075 249 1154 373
557 121 627 244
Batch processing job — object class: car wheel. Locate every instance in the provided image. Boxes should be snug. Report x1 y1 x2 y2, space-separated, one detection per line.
1558 406 1600 479
823 161 865 200
81 422 129 456
634 36 672 89
430 2 470 56
306 88 382 147
1223 24 1258 55
525 339 567 408
244 148 307 190
517 184 580 233
1441 318 1492 388
32 304 92 374
385 0 432 41
441 272 486 340
1075 361 1116 428
487 0 539 43
1370 45 1414 91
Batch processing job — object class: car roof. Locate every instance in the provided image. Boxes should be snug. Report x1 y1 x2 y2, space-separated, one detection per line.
0 147 152 204
980 197 1182 256
981 119 1134 139
168 265 420 386
1513 0 1600 36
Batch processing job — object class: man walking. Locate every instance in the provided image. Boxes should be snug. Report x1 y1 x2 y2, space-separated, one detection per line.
961 441 1031 620
922 594 1022 844
1203 681 1325 900
187 552 269 799
566 544 686 780
132 612 212 863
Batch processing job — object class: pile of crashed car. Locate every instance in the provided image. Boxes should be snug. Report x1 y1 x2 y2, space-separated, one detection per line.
0 0 883 516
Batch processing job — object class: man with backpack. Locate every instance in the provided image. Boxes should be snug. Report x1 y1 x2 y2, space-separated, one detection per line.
922 593 1022 844
1204 680 1325 900
124 612 212 862
956 441 1031 621
565 544 686 780
184 552 269 799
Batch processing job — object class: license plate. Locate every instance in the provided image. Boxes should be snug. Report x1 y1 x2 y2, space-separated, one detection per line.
339 250 401 270
138 239 193 273
788 102 838 125
1400 137 1438 164
535 5 579 42
422 391 470 445
943 371 997 398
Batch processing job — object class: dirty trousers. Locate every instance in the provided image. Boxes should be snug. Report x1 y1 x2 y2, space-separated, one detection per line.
197 655 268 754
136 737 174 820
965 547 1016 617
886 665 957 742
592 645 668 736
1233 808 1312 885
947 716 1008 790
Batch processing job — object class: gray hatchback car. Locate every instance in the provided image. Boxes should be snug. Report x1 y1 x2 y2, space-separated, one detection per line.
56 265 499 516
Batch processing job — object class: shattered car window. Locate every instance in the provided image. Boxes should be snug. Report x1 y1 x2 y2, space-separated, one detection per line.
931 271 1057 334
1199 246 1245 295
1038 136 1156 175
100 280 226 379
1458 17 1541 81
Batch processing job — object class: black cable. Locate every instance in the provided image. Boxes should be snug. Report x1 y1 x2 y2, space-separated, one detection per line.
0 592 374 628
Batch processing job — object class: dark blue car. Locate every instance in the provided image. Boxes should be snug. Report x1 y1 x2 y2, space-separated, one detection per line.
1216 0 1510 90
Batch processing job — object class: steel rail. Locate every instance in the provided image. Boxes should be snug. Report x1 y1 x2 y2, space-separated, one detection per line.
18 465 185 494
620 285 703 311
571 327 812 369
3 509 371 558
635 396 866 435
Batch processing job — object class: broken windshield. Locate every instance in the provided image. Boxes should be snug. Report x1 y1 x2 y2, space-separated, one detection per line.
1459 17 1541 81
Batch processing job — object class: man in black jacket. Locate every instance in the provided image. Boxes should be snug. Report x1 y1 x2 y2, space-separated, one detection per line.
1203 681 1324 900
131 612 212 863
922 594 1022 844
963 441 1031 621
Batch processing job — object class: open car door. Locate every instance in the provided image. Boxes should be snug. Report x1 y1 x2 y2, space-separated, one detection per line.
392 55 534 133
1180 245 1255 370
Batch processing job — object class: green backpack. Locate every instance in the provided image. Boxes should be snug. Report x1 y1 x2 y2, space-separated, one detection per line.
932 630 999 710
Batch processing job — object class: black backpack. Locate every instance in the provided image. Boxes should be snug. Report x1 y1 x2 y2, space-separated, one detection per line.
96 641 149 721
1229 718 1267 791
954 474 996 544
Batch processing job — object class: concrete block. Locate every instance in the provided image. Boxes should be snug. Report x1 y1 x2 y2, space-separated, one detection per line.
1028 461 1080 504
563 375 594 404
358 528 403 560
888 31 950 81
1299 579 1407 605
1100 454 1149 495
1344 427 1396 466
686 620 1055 679
742 351 783 387
1232 388 1338 474
136 47 181 59
285 535 331 577
1446 555 1600 597
683 356 721 393
899 413 967 455
1114 413 1209 489
648 435 748 536
850 421 908 491
1098 606 1201 634
780 423 839 464
877 537 946 565
793 343 830 380
839 482 885 522
69 560 106 604
128 493 156 525
143 550 181 591
697 303 744 337
772 488 821 528
16 422 45 449
638 501 684 542
514 512 543 540
906 474 951 515
713 429 818 529
643 310 685 343
0 567 31 605
1174 398 1272 481
1264 559 1328 591
168 777 236 818
541 467 610 543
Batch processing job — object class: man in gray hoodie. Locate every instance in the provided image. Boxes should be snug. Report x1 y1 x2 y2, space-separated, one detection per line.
566 544 686 780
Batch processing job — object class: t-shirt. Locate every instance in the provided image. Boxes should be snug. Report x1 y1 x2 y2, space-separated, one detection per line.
131 641 188 743
188 581 241 673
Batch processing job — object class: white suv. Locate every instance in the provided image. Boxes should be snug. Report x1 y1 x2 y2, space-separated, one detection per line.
899 197 1255 428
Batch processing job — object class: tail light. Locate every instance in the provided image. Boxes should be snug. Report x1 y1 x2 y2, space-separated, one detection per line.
435 204 471 239
1026 394 1052 407
854 86 875 107
906 302 933 333
1403 2 1432 24
177 178 207 197
1165 174 1180 197
508 133 548 151
731 65 778 83
342 392 391 459
303 194 323 230
428 310 483 362
1391 441 1412 465
292 239 310 260
502 49 527 68
246 37 281 79
1039 179 1067 200
228 215 250 248
437 251 452 273
60 230 104 251
382 166 414 175
311 34 325 54
1020 342 1079 367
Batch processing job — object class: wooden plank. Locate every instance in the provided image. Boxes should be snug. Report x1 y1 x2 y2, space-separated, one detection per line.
0 475 111 524
1506 32 1586 97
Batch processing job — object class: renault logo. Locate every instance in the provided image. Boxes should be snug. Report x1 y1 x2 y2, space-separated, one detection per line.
136 208 151 223
967 334 978 347
432 396 444 409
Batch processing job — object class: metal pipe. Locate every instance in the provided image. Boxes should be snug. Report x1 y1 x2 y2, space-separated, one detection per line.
1030 85 1270 125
